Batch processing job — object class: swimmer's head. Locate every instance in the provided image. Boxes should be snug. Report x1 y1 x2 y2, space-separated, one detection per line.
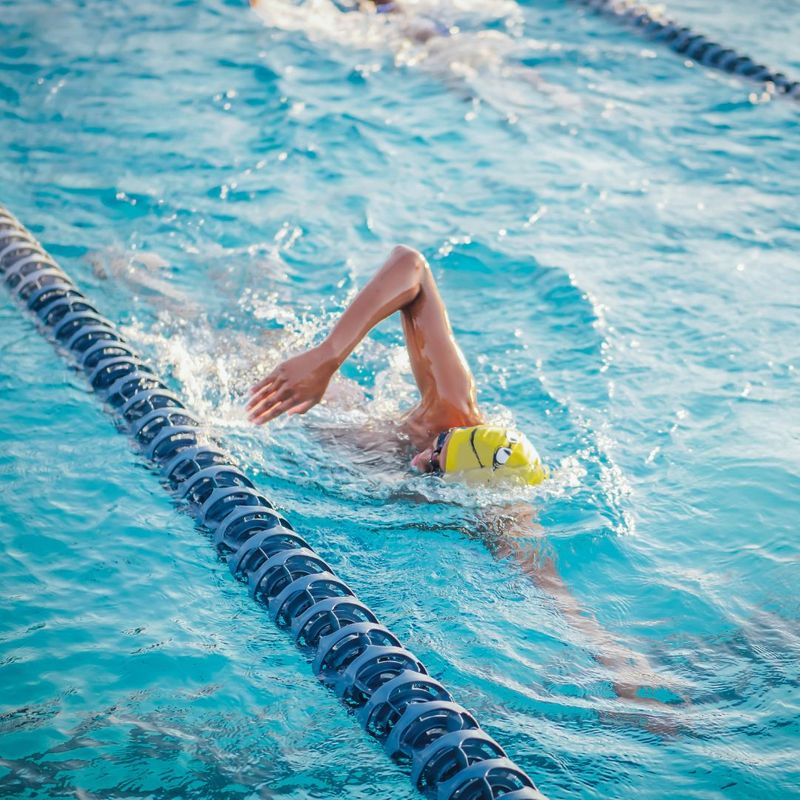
413 425 547 486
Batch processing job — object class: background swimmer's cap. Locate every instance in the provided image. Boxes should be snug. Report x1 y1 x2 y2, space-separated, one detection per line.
443 425 547 485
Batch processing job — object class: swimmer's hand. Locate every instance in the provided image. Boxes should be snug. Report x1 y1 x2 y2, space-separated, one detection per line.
247 345 337 425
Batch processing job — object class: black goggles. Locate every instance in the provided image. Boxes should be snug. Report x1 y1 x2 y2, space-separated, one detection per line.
429 430 450 475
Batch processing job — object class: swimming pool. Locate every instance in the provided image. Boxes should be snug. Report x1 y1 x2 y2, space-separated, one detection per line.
1 0 798 798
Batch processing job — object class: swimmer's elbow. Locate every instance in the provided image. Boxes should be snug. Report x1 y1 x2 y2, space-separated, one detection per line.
383 247 430 303
391 244 423 261
390 245 428 279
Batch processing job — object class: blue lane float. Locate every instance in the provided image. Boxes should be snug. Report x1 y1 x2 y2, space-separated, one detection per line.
0 205 547 800
575 0 800 99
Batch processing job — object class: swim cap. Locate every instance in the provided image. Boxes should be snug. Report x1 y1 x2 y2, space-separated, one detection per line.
443 425 547 486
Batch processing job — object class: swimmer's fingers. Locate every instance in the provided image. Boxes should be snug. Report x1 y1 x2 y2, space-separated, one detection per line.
246 374 287 412
246 388 271 414
247 384 290 418
252 395 301 425
250 400 283 425
249 373 274 394
247 383 270 406
246 385 278 413
249 367 282 397
287 400 315 417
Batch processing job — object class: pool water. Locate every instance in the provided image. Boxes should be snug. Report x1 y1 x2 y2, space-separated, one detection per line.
1 0 798 798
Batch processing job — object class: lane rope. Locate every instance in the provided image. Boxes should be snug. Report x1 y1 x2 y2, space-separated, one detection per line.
0 204 548 800
575 0 800 99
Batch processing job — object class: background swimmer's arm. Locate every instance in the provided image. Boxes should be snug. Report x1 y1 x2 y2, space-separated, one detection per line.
248 245 436 424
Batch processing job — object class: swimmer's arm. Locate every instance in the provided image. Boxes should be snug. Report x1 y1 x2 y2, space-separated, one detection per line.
323 245 428 366
248 246 426 424
496 506 670 704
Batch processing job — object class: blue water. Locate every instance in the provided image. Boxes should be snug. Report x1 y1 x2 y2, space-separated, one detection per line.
1 0 799 798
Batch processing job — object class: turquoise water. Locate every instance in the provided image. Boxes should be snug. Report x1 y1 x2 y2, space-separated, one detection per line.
1 0 799 797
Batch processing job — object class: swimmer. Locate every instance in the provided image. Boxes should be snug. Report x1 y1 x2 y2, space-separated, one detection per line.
364 0 399 12
296 0 448 43
247 246 682 709
247 245 545 486
364 0 449 41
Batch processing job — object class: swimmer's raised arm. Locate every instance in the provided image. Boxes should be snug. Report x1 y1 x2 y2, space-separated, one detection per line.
247 246 421 424
247 245 478 432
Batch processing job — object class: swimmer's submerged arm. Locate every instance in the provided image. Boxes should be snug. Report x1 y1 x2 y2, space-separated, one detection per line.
494 506 676 705
248 245 468 424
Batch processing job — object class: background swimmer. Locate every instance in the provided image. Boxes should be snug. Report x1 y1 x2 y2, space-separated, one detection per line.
250 0 449 42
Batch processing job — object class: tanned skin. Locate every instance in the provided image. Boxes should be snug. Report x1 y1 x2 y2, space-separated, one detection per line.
247 246 484 467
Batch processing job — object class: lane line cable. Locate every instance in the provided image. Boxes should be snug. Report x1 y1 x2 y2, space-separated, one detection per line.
573 0 800 99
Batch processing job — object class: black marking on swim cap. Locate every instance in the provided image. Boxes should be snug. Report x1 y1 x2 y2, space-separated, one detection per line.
469 427 485 469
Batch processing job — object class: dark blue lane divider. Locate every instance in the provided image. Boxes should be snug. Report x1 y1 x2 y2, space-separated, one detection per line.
576 0 800 98
0 205 547 800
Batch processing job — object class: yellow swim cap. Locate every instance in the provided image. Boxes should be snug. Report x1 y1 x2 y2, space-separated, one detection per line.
443 425 547 486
